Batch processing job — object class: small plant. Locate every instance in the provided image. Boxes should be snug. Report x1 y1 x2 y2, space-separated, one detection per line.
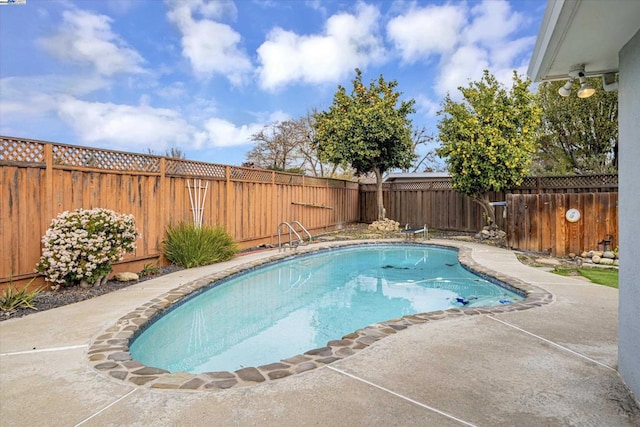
162 222 238 268
139 262 160 277
36 208 139 287
0 278 43 313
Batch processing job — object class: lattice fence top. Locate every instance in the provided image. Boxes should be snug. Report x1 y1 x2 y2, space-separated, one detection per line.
1 137 45 163
328 179 346 188
229 166 273 183
304 176 327 187
393 180 454 190
358 174 618 192
166 159 225 178
52 144 161 172
2 137 616 191
531 174 618 189
0 137 356 187
274 173 304 185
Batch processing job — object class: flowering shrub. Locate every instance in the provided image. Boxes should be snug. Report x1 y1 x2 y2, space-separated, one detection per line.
36 208 139 287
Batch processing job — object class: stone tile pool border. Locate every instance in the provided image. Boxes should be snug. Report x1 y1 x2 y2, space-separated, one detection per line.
87 240 554 391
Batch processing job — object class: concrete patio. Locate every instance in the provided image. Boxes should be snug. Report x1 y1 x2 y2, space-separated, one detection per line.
1 240 638 426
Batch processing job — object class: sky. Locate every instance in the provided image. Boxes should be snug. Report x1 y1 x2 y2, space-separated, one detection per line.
0 0 546 166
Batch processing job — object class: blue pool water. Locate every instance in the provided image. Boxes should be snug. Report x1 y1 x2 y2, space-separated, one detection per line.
130 245 523 373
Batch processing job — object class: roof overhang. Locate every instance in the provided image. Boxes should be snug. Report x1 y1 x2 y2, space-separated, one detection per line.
528 0 640 82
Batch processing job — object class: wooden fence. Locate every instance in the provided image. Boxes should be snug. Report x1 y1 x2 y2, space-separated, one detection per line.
359 174 618 256
2 135 619 289
507 192 618 256
359 180 504 232
1 137 359 288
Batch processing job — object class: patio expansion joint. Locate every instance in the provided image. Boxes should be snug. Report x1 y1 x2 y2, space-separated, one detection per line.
72 388 138 427
487 315 617 372
0 344 87 357
327 365 478 427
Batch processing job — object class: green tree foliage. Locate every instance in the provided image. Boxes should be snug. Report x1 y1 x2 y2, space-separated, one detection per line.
533 77 618 175
437 70 541 224
314 69 416 220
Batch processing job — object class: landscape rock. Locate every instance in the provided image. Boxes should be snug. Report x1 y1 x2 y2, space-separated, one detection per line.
602 251 616 259
592 255 601 264
368 218 400 232
599 258 614 265
115 272 139 282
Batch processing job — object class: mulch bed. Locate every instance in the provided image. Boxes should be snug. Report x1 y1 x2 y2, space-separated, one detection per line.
1 266 183 321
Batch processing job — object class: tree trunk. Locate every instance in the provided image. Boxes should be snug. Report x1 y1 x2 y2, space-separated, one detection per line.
374 167 386 220
473 193 496 226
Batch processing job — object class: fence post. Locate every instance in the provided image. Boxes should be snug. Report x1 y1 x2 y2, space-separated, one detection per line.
270 170 276 242
225 165 231 230
159 157 167 256
44 143 53 224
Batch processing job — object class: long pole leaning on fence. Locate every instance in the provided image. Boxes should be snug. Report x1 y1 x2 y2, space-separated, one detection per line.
187 179 208 228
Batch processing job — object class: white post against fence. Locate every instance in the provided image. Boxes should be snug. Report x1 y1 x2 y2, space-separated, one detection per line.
187 179 209 228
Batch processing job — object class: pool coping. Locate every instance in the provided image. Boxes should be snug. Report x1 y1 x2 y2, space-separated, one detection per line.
86 240 554 391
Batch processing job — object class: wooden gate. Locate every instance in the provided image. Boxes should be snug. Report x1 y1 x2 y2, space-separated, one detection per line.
506 192 618 256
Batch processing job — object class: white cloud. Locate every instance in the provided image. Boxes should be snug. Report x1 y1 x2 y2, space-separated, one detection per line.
39 10 145 76
0 75 108 117
198 111 290 148
463 0 523 46
56 97 193 151
387 4 465 62
489 36 536 69
257 3 384 91
414 94 440 118
435 45 489 97
199 118 263 148
385 0 535 99
166 0 251 84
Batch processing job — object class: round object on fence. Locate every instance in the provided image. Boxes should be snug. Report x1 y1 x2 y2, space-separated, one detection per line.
565 208 581 223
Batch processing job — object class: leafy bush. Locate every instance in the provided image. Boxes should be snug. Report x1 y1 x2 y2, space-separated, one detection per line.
139 262 160 277
162 222 238 268
0 278 43 313
36 208 139 287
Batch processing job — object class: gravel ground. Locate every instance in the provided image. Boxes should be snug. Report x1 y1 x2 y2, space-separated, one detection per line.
1 265 183 321
0 224 503 322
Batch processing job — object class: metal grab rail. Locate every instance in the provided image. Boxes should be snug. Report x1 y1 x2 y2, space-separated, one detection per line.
277 221 312 251
291 221 312 243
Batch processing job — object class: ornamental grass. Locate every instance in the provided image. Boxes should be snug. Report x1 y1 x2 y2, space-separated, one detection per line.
162 222 238 268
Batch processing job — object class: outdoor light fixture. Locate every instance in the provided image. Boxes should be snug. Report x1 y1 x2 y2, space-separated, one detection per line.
558 79 573 97
558 65 595 98
577 74 595 98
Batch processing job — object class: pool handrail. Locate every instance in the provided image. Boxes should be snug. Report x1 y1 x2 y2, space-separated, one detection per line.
277 221 311 251
291 221 312 243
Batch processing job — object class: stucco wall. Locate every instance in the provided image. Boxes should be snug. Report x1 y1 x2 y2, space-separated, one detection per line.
618 28 640 401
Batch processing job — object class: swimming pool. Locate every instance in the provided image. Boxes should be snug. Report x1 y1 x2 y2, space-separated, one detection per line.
129 244 523 373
